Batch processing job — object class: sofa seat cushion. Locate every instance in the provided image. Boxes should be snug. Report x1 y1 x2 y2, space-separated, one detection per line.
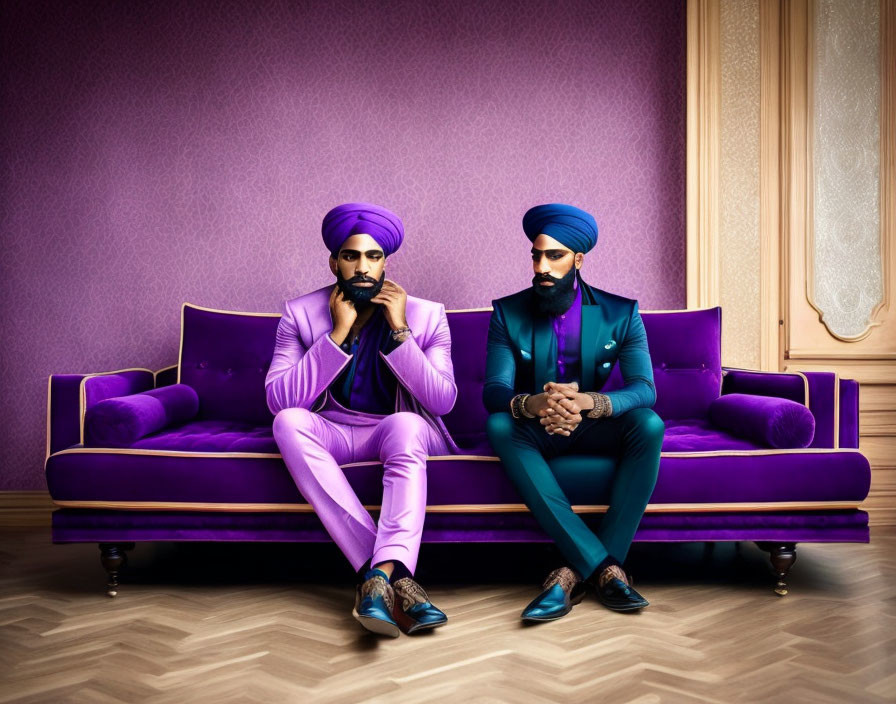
427 417 763 457
661 418 762 452
46 447 870 509
135 418 758 455
129 419 278 453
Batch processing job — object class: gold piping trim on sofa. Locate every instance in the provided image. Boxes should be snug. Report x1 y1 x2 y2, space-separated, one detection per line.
660 448 861 457
51 499 862 513
177 304 185 384
834 370 840 449
794 367 840 449
55 447 284 459
48 447 865 461
45 376 52 462
639 306 721 313
181 302 282 317
49 449 502 461
721 366 811 409
172 304 725 317
77 368 155 446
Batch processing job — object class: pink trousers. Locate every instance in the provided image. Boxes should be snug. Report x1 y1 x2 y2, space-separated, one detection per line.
272 401 445 574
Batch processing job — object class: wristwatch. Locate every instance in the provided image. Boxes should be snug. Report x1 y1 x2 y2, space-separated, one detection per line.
390 326 412 343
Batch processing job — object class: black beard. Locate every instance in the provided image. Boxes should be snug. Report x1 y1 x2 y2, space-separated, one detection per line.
336 271 385 310
532 267 578 316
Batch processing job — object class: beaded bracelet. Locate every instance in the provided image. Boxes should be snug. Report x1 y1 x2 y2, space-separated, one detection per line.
510 393 534 419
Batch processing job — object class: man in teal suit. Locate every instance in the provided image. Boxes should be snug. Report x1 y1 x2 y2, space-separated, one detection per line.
484 203 665 621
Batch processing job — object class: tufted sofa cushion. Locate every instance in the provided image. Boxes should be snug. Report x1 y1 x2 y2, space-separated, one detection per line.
179 304 280 425
442 310 492 448
605 307 722 420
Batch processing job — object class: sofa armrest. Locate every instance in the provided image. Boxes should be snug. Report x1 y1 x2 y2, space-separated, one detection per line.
722 367 859 449
84 384 200 448
721 367 807 404
46 368 154 458
838 377 860 449
801 371 853 449
709 393 815 448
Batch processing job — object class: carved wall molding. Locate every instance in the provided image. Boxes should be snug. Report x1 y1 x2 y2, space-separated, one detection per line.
760 0 783 372
807 0 885 342
687 0 721 310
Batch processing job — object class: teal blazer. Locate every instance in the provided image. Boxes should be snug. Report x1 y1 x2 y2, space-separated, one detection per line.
483 281 657 417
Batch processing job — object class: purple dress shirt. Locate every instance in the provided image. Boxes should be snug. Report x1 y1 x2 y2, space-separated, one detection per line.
332 308 398 415
551 278 583 384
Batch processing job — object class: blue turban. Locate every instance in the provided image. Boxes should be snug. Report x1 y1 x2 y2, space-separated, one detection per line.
321 202 404 257
522 203 598 254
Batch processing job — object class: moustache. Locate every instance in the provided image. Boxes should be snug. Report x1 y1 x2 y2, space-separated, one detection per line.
346 276 379 286
532 273 561 284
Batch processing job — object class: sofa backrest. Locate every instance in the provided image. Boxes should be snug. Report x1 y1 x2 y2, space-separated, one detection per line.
609 307 722 420
177 302 722 427
442 310 492 447
179 304 280 425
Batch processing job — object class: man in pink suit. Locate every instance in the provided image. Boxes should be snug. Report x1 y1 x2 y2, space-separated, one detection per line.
266 202 458 637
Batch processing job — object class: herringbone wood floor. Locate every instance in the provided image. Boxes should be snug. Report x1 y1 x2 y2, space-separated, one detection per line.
1 528 894 704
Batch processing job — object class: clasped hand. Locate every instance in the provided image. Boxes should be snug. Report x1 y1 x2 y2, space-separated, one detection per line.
525 381 590 437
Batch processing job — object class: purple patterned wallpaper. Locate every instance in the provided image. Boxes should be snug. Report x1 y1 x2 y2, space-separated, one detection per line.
0 0 685 490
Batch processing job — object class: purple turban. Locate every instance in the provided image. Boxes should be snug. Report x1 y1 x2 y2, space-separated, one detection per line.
321 202 405 257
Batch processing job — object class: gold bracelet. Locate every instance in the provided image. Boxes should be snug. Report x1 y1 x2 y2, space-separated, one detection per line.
585 392 611 419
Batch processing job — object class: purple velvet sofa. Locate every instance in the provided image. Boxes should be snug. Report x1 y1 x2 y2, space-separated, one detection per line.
45 303 871 596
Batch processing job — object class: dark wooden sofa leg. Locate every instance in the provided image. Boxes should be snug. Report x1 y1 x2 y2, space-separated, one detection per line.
756 542 797 596
99 543 134 597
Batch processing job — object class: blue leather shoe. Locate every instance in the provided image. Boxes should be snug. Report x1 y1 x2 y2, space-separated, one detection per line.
392 577 448 634
521 567 585 622
595 577 649 612
353 573 400 637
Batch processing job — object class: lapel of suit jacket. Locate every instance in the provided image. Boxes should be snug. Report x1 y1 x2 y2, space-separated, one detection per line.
533 312 555 392
580 284 606 392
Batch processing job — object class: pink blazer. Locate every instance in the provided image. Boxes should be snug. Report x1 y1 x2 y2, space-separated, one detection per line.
264 285 459 454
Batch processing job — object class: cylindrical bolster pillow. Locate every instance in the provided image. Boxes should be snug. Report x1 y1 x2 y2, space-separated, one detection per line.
709 393 815 449
84 384 200 448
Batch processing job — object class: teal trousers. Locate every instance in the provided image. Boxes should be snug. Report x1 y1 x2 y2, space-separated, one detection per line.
486 407 664 577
